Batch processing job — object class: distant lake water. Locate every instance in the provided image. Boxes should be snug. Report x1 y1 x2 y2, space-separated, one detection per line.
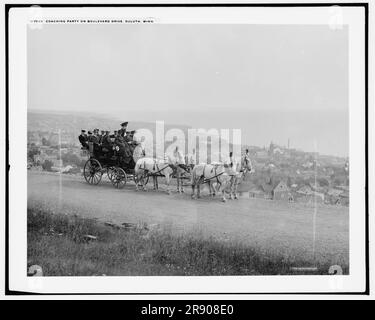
119 109 349 158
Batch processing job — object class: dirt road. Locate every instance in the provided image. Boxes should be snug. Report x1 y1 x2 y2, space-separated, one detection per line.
28 171 349 264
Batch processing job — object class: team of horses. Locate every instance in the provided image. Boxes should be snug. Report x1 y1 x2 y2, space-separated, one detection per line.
133 154 254 202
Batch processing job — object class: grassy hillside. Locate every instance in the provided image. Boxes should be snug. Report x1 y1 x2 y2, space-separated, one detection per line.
27 204 348 276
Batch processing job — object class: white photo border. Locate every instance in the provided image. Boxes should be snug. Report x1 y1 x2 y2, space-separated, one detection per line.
6 3 369 295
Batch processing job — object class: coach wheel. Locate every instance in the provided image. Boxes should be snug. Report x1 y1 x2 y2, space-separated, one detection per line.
83 158 102 185
107 167 116 182
112 167 127 189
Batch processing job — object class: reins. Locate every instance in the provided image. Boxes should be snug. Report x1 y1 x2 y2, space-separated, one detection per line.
150 163 171 176
201 165 225 184
138 160 170 177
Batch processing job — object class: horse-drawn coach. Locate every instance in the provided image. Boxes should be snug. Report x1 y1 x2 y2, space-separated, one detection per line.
82 141 148 189
79 127 254 201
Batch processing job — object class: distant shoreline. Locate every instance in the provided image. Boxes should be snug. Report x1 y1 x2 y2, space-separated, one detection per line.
27 109 349 159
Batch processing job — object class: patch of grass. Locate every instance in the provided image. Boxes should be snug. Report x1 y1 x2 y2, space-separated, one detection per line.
27 207 348 276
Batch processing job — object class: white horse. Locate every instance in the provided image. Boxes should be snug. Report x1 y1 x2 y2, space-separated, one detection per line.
134 158 174 194
220 156 254 201
191 156 253 202
191 163 226 199
133 143 146 164
167 153 191 193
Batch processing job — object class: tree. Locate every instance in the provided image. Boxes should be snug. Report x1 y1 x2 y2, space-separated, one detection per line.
317 177 329 187
61 153 81 166
42 160 53 171
27 147 40 161
79 160 86 168
287 176 293 187
332 175 346 187
41 137 50 146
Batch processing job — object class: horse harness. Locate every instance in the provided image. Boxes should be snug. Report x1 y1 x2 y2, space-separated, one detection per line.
201 164 224 184
139 159 170 176
152 159 170 176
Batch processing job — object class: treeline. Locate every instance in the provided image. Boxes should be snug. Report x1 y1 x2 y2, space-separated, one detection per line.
57 153 86 168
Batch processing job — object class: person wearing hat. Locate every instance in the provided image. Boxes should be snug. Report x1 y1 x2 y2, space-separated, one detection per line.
105 131 113 147
78 130 88 149
102 130 109 144
119 122 128 138
124 130 132 143
88 130 98 144
116 128 134 161
100 131 110 153
98 130 105 144
86 131 93 152
114 130 128 159
105 133 114 147
130 130 136 140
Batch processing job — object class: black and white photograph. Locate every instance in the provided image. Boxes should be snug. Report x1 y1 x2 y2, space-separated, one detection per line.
5 2 370 296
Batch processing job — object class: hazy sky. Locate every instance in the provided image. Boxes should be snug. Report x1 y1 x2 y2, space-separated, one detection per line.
28 24 348 156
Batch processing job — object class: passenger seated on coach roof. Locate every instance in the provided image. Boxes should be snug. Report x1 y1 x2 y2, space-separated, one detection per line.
87 130 93 142
102 130 111 146
88 130 99 144
78 129 88 149
113 130 120 144
100 131 111 153
114 130 129 158
129 130 137 144
99 130 105 144
109 134 116 144
119 122 128 138
124 130 132 143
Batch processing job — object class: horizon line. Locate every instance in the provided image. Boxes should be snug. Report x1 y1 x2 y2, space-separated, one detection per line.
27 108 349 159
